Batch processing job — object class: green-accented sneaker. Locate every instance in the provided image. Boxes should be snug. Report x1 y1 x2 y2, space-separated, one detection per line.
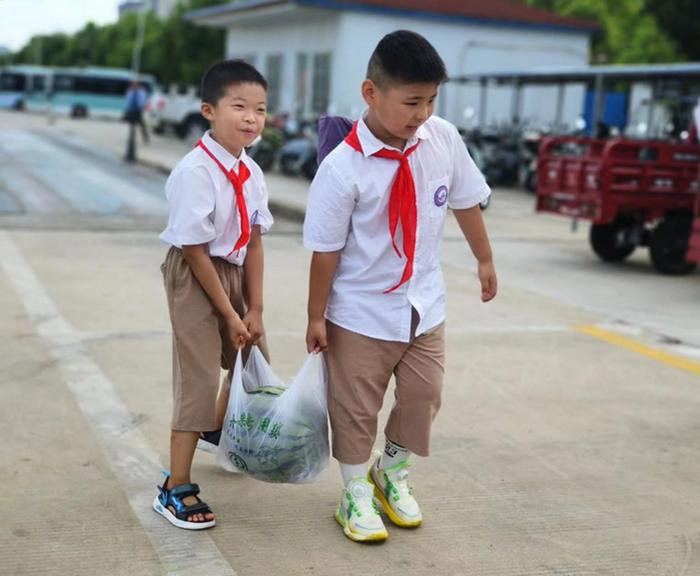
334 477 389 542
368 454 422 528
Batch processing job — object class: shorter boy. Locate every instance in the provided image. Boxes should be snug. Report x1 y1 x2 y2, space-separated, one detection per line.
304 31 497 542
153 60 273 530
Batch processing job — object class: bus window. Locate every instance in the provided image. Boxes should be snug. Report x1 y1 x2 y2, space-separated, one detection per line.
0 73 26 92
53 75 74 91
31 75 46 92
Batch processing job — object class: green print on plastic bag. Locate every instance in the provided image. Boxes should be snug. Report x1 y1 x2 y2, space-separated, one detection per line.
217 347 329 484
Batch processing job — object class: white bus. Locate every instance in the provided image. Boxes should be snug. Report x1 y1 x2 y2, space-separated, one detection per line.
0 65 52 110
49 67 156 119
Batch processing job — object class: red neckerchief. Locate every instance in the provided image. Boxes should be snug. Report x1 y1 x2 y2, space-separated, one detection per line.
196 139 251 256
344 122 420 293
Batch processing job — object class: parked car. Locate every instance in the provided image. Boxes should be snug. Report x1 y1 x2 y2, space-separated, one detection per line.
145 84 208 144
145 86 285 171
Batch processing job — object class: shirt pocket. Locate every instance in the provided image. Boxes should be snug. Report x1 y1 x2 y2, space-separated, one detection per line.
421 176 450 261
426 176 450 221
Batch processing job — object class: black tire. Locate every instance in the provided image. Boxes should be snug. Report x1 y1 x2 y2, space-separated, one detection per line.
524 168 537 193
279 155 297 176
249 146 274 172
649 215 697 275
177 115 208 143
589 220 637 262
302 157 318 180
71 104 87 118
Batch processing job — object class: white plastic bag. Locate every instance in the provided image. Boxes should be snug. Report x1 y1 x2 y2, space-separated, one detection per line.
216 347 329 483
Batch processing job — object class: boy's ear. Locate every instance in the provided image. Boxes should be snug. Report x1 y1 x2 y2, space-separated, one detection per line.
201 102 215 122
361 79 378 107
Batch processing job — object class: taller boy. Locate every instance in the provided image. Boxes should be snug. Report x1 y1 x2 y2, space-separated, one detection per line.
304 31 497 542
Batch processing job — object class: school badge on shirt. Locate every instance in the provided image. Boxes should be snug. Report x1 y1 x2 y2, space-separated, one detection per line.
434 185 448 207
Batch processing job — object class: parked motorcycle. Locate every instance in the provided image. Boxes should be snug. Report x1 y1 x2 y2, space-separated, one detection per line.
462 138 492 210
247 126 284 172
517 129 543 193
278 123 318 180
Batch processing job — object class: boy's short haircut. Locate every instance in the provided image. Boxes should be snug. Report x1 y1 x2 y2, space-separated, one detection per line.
201 59 268 105
367 30 447 88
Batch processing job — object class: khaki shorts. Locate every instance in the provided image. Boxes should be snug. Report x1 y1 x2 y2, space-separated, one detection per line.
324 320 445 464
162 247 268 432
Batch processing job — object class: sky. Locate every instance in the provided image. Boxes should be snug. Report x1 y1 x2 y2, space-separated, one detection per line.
1 0 120 51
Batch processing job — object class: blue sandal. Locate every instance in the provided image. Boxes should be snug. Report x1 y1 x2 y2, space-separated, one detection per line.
152 473 216 530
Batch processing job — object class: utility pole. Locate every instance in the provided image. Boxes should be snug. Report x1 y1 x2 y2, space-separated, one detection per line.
131 5 147 75
34 36 42 65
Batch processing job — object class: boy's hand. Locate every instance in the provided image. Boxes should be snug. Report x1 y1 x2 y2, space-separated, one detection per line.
306 318 328 353
243 308 264 344
226 314 251 349
478 260 498 302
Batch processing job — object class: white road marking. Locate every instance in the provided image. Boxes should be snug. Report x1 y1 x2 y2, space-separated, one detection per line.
0 231 236 576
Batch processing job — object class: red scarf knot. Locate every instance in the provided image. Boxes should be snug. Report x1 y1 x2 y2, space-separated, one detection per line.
344 122 420 293
196 139 251 256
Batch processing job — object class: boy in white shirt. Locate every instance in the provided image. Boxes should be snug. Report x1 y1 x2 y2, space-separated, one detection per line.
154 60 273 530
303 30 497 542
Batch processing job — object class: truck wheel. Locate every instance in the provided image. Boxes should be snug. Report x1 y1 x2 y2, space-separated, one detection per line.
589 220 637 262
649 215 697 275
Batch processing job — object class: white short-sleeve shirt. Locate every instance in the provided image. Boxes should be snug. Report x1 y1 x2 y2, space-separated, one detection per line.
160 130 273 265
303 114 490 342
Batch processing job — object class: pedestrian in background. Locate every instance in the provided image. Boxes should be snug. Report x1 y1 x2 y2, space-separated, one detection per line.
124 79 150 144
304 29 497 543
153 60 273 530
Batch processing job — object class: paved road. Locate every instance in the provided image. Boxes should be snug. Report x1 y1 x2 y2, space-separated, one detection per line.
2 111 700 576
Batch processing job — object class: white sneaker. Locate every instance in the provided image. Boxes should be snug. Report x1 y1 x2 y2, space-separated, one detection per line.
334 477 389 542
369 454 422 527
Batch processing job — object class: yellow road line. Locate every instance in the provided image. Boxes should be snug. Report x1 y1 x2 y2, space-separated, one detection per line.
575 325 700 376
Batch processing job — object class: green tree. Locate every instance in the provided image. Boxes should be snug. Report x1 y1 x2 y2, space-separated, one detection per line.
524 0 682 63
646 0 700 61
8 0 229 87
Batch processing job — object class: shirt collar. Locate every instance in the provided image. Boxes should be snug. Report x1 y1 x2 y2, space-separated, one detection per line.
201 130 248 171
355 110 430 157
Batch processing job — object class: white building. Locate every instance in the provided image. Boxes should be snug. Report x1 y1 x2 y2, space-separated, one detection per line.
188 0 596 129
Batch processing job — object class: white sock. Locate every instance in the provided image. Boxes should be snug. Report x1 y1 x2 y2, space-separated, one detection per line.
379 438 410 469
339 462 367 486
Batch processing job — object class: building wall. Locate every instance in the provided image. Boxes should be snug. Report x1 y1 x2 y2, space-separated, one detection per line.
221 7 590 129
334 11 590 129
224 10 340 118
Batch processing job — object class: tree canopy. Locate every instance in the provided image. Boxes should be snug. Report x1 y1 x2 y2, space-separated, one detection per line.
2 0 694 85
524 0 691 64
3 0 230 87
